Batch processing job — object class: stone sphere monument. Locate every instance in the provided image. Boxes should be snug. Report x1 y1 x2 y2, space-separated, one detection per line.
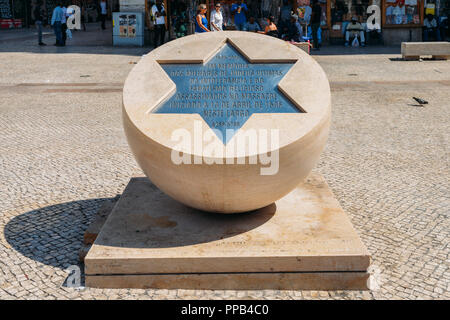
85 32 370 291
123 32 331 213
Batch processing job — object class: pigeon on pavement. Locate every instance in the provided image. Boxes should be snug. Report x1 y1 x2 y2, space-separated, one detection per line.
413 97 428 105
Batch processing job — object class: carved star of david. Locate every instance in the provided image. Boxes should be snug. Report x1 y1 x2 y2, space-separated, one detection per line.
154 43 302 144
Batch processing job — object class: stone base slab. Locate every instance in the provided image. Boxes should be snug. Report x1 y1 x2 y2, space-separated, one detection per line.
87 272 369 290
85 173 370 290
402 41 450 60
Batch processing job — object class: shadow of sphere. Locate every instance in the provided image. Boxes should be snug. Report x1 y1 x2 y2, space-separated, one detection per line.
4 198 111 268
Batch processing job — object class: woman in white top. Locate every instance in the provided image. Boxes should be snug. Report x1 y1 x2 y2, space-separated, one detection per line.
210 3 224 31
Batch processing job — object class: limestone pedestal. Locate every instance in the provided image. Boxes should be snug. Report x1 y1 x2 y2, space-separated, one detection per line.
84 173 370 290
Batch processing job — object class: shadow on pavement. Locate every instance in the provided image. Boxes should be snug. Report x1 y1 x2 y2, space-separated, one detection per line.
1 22 403 56
0 22 151 56
311 45 401 55
4 198 112 269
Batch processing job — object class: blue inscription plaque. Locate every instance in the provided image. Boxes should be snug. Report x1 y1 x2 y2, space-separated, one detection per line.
154 43 302 143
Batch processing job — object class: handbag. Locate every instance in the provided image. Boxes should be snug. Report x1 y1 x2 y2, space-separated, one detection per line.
351 35 359 47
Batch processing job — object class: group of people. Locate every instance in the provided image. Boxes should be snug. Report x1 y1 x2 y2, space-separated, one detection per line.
193 0 323 50
343 13 444 47
33 0 72 47
197 0 252 32
48 1 72 47
34 0 108 47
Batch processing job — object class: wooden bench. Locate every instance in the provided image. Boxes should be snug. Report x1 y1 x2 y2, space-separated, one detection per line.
402 42 450 60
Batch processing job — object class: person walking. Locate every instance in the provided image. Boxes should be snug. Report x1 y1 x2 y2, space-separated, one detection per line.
100 0 107 30
51 1 64 46
210 3 224 31
152 0 167 47
35 1 46 46
195 4 210 33
310 0 321 50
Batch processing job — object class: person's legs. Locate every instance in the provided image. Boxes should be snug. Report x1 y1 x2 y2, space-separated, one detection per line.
153 28 157 47
436 28 441 41
53 23 57 43
36 21 43 44
345 30 350 46
159 24 166 46
57 22 63 45
318 27 322 47
360 31 365 45
154 25 164 47
311 23 319 49
101 14 106 30
236 23 244 31
154 25 160 47
423 28 429 41
53 22 61 45
61 23 67 46
83 10 88 31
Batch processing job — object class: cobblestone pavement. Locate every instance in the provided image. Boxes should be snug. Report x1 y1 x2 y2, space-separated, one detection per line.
0 36 449 300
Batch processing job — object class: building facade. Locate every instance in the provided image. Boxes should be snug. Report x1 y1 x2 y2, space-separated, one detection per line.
129 0 449 44
0 0 119 28
0 0 447 44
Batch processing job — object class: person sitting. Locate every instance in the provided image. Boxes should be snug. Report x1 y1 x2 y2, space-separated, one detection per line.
423 14 441 41
284 14 303 42
345 16 365 47
258 16 278 38
244 16 261 32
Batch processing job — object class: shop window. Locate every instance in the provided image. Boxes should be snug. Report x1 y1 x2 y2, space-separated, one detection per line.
331 0 375 24
329 0 383 38
296 0 328 26
383 0 422 26
0 0 12 19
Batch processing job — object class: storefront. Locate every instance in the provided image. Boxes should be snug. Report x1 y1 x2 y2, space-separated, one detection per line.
144 0 311 39
138 0 449 44
326 0 424 44
0 0 28 28
0 0 119 28
37 0 118 24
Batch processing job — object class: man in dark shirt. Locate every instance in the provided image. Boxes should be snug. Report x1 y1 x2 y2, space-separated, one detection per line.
285 14 303 42
311 0 322 50
34 1 46 46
